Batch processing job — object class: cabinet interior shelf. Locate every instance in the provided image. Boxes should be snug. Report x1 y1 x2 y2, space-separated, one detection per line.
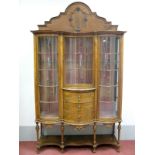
101 52 119 54
40 100 58 103
38 52 57 54
64 53 93 55
99 85 118 87
65 68 93 70
39 85 58 87
100 69 118 71
99 101 117 103
39 68 57 70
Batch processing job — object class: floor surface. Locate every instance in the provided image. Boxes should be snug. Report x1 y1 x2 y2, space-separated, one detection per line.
19 141 135 155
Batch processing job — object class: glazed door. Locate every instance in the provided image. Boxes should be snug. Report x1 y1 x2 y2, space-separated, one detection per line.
37 36 59 118
64 37 94 87
99 36 120 118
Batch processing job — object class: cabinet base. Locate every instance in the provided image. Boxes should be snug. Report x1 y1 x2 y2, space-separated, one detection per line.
37 135 119 152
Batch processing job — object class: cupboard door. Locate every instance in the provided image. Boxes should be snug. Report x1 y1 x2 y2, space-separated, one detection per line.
99 36 119 118
64 37 93 87
38 36 59 118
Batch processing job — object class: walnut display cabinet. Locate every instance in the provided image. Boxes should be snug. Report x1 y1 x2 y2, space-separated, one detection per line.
31 2 125 153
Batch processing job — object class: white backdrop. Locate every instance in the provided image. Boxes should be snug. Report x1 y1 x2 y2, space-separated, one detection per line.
1 0 155 154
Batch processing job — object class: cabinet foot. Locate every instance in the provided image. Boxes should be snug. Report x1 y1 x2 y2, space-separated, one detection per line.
116 146 120 152
60 145 64 152
36 145 40 154
36 149 40 154
93 145 96 153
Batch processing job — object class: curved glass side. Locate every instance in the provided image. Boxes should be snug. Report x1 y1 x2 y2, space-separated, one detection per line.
38 36 58 118
99 36 120 118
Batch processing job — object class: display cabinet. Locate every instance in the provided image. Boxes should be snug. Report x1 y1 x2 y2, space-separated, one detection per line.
32 2 125 152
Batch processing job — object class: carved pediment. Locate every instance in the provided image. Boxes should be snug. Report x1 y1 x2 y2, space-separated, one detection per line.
38 2 118 32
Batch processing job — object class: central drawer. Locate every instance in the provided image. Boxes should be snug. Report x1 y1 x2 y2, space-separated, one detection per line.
64 91 94 103
63 91 95 123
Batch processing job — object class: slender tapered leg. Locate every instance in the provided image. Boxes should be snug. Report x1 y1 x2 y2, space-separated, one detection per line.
117 122 121 152
36 122 40 153
93 122 97 153
60 122 64 152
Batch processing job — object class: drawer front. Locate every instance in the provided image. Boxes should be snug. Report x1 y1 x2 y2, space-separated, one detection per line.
64 102 94 123
79 103 94 123
64 102 77 123
64 91 94 103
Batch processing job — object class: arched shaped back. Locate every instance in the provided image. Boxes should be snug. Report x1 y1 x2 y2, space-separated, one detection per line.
37 2 118 33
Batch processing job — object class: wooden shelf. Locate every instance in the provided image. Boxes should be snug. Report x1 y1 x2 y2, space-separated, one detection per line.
38 135 61 148
96 134 118 146
37 134 119 149
64 135 93 146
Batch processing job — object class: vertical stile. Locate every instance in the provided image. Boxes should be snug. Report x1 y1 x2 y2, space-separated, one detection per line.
117 35 124 120
94 35 98 121
34 35 40 120
58 35 64 120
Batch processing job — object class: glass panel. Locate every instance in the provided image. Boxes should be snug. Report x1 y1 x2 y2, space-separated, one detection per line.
99 36 119 118
64 37 93 86
100 53 119 70
39 86 58 102
99 86 118 117
100 70 118 85
38 36 58 117
39 70 58 85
